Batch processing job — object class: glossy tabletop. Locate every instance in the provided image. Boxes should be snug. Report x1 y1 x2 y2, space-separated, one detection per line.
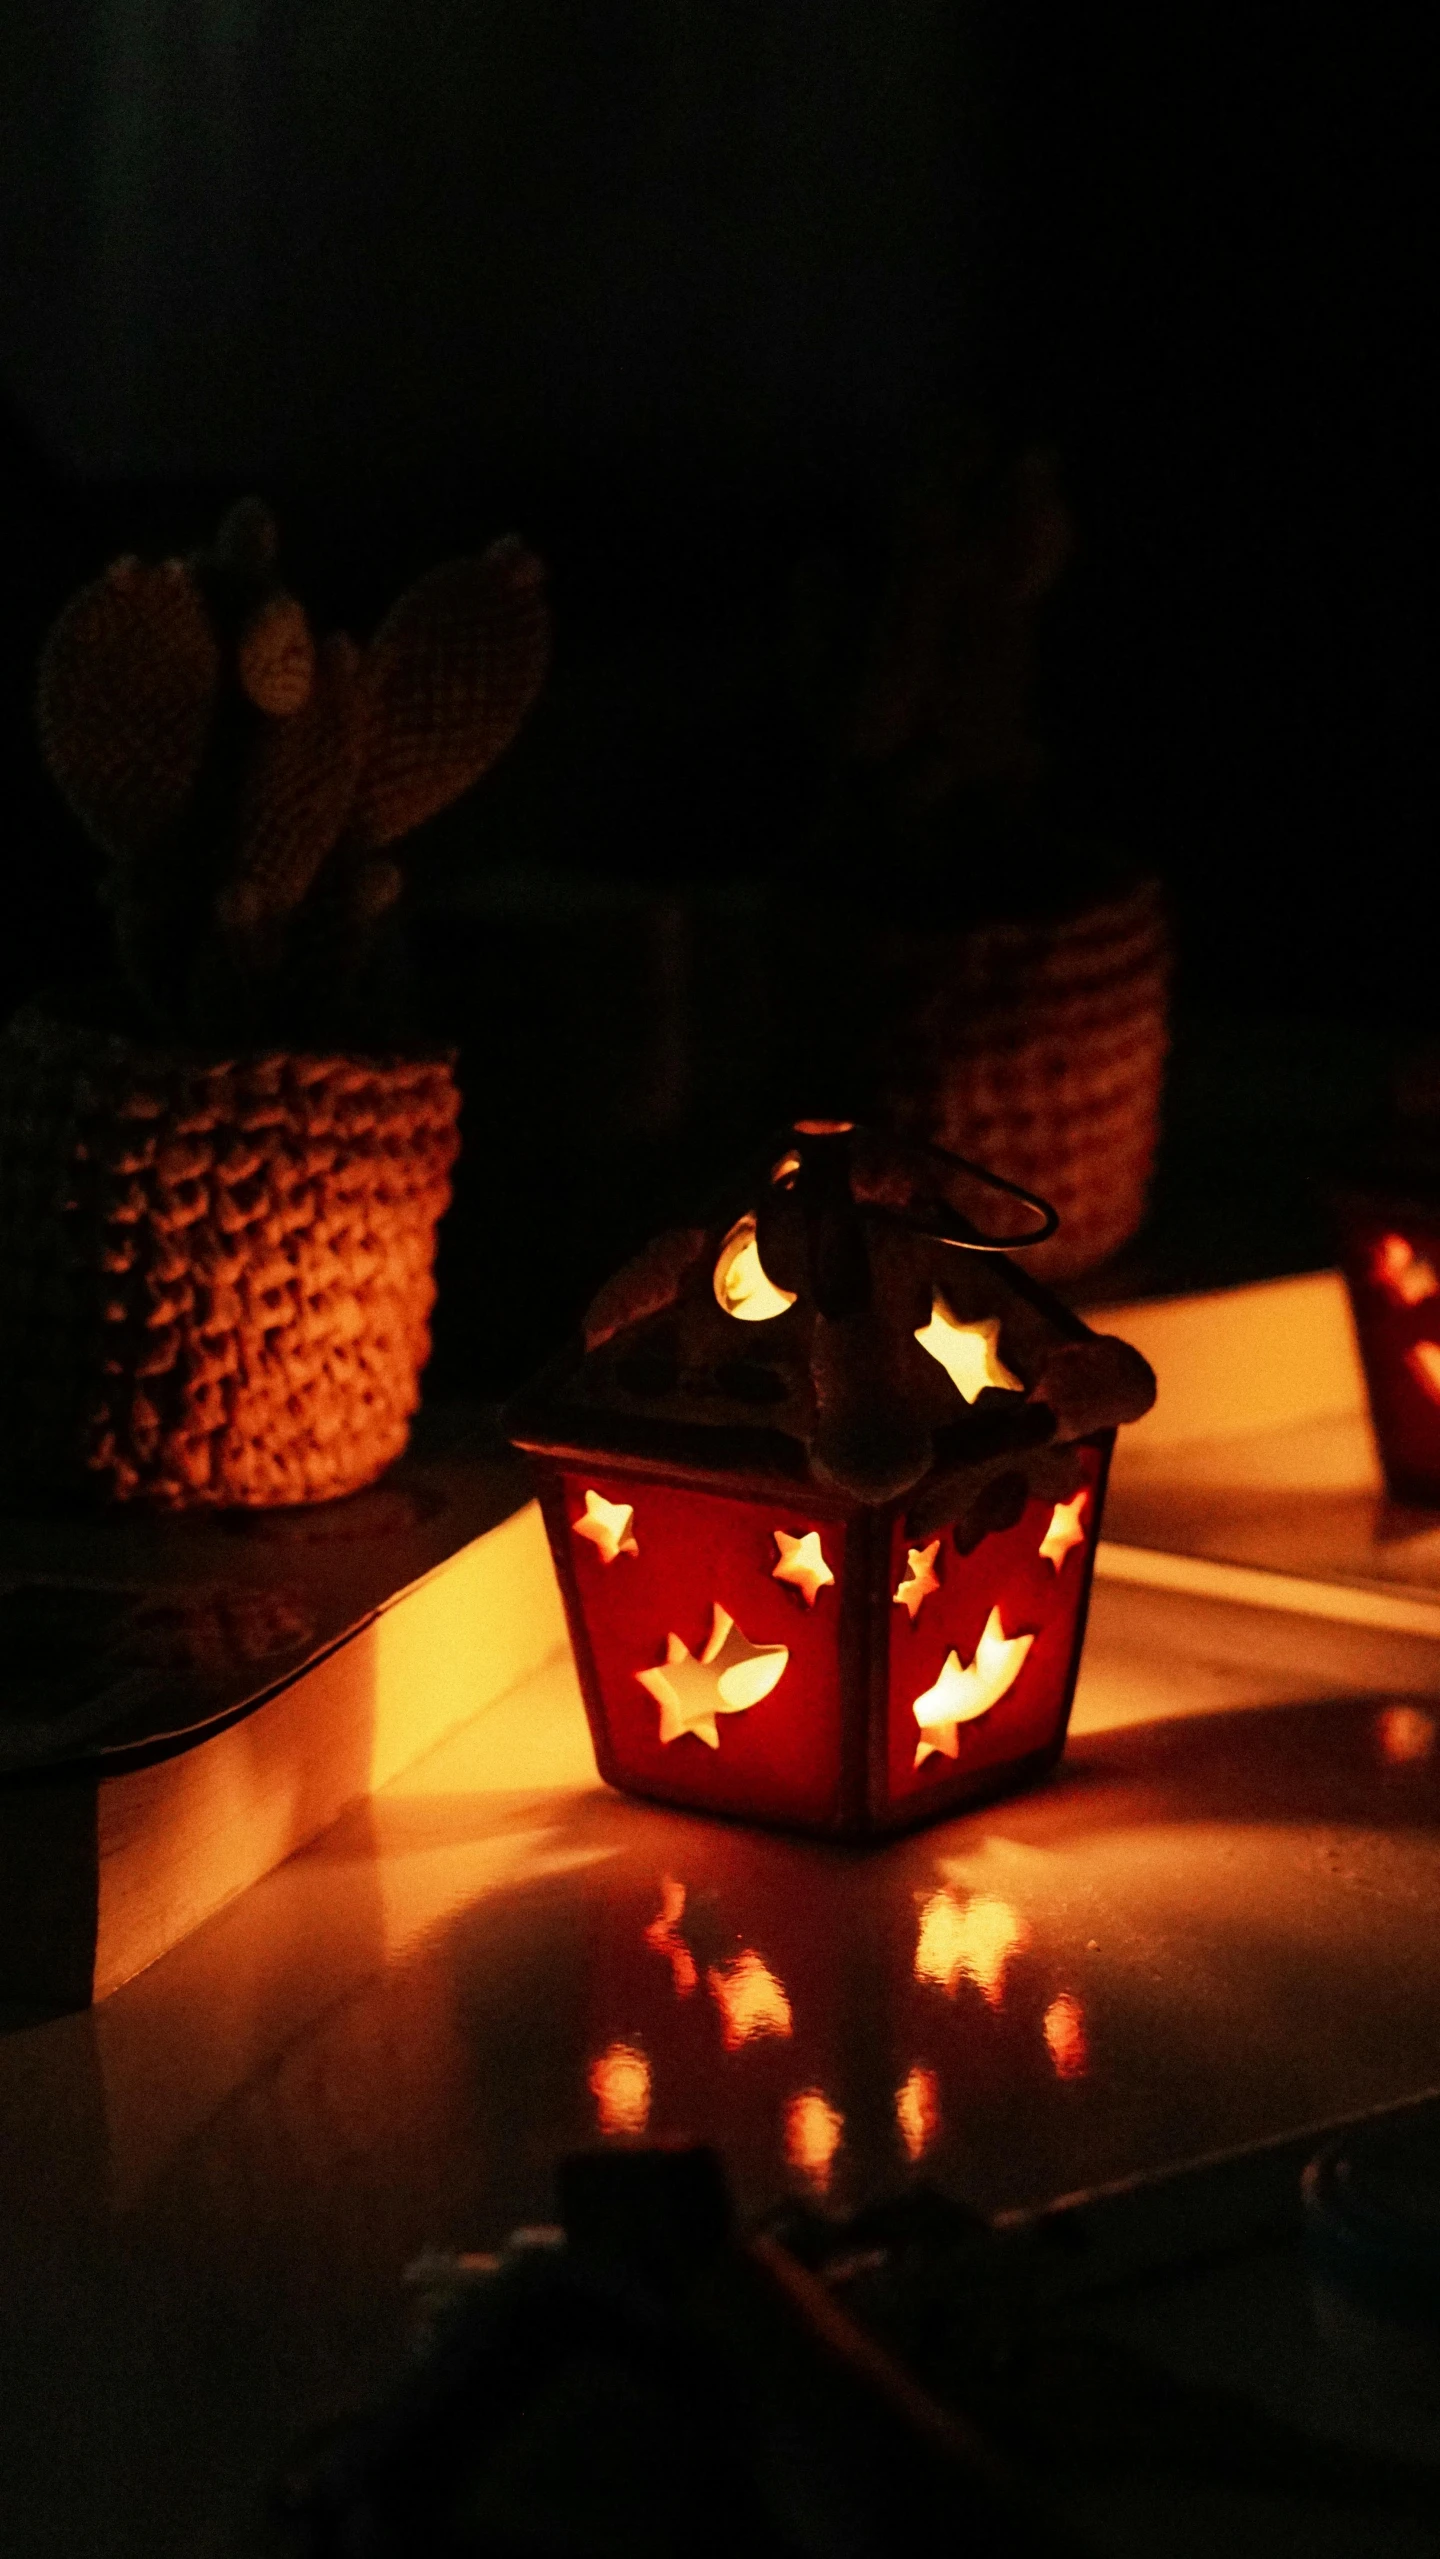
5 1566 1440 2556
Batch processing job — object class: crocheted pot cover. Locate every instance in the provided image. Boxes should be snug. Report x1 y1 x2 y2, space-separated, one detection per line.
0 1006 460 1506
874 878 1170 1283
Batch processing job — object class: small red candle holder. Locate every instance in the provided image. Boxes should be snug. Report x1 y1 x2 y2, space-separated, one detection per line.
510 1123 1155 1838
1333 1181 1440 1504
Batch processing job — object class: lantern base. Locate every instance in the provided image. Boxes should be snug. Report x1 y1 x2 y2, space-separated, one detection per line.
590 1733 1070 1843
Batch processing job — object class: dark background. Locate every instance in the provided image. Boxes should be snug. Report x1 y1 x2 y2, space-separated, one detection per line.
1 5 1432 1377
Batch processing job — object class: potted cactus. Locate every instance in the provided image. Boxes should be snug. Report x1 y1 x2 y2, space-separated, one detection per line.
0 501 549 1505
790 430 1169 1284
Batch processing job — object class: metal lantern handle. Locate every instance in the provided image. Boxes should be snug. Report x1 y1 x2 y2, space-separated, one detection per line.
783 1121 1060 1254
877 1132 1061 1253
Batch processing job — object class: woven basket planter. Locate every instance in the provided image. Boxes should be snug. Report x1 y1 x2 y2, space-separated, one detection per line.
871 876 1170 1283
0 1004 460 1507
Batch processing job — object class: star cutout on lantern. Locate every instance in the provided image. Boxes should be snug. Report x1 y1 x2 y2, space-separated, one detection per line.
911 1607 1034 1766
1038 1490 1088 1571
572 1489 639 1564
771 1527 834 1606
894 1538 942 1619
636 1605 790 1749
913 1297 1023 1403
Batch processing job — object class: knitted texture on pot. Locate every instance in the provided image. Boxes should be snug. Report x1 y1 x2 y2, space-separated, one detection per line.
0 1006 459 1506
873 878 1169 1283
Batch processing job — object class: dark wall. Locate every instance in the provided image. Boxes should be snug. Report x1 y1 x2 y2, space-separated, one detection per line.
2 4 993 488
1010 8 1435 1016
1 6 1434 1023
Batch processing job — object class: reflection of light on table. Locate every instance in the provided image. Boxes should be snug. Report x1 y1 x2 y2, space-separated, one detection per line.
895 2064 940 2163
643 1876 698 1995
707 1949 793 2050
1376 1703 1437 1765
1043 1992 1088 2080
588 2041 651 2137
914 1887 1029 2007
785 2088 843 2192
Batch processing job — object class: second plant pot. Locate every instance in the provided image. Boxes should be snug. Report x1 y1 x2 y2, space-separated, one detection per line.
866 874 1170 1285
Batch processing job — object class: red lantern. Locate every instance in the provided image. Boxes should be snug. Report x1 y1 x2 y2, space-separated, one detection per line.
1333 1183 1440 1503
510 1124 1154 1837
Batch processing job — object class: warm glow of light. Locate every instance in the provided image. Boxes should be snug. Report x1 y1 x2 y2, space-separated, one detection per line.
1373 1234 1440 1307
771 1151 802 1186
894 1538 942 1619
643 1876 698 1996
785 2087 844 2190
707 1949 794 2050
915 1887 1029 2007
713 1216 798 1321
1407 1342 1440 1403
572 1489 639 1565
911 1609 1034 1765
771 1527 835 1606
1039 1490 1088 1571
636 1604 789 1748
895 2064 941 2163
793 1120 855 1135
589 2041 651 2136
1377 1703 1437 1765
913 1298 1023 1402
1043 1991 1088 2078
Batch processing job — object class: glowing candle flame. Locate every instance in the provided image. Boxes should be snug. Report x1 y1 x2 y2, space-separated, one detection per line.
785 2088 844 2192
895 2065 941 2164
1043 1992 1088 2080
588 2041 651 2137
707 1949 793 2050
914 1888 1029 2007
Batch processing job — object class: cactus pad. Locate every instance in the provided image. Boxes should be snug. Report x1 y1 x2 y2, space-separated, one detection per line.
237 592 316 716
38 558 219 860
231 634 365 924
353 535 550 848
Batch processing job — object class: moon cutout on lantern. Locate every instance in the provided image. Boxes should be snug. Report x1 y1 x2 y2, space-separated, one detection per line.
713 1215 798 1322
636 1603 790 1748
913 1298 1023 1402
911 1607 1034 1765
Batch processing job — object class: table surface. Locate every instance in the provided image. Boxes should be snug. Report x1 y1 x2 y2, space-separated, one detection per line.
5 1567 1440 2557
